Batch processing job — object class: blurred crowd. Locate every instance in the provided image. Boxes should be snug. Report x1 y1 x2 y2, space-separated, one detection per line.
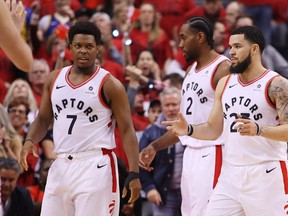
0 0 287 215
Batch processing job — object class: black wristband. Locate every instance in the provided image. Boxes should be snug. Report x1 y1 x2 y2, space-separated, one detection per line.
24 138 34 144
124 171 139 190
187 124 194 136
255 122 262 136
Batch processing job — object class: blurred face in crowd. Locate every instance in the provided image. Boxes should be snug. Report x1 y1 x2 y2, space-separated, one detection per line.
213 21 226 46
161 93 180 121
148 105 161 124
28 61 50 87
136 50 155 77
139 3 155 26
0 168 18 202
204 0 223 16
235 17 253 28
225 2 241 29
8 104 28 131
12 80 29 100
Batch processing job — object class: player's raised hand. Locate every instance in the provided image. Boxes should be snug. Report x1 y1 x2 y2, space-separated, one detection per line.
20 140 38 171
139 145 156 172
5 0 26 32
162 112 188 136
122 172 141 203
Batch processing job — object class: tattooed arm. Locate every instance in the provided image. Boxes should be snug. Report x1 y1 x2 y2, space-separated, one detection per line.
261 76 288 141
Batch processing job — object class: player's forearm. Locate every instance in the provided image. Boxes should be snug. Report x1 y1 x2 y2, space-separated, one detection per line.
25 117 51 144
259 124 288 142
151 131 179 152
123 133 140 173
192 122 223 140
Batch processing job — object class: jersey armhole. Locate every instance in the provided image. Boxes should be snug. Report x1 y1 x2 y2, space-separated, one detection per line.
99 74 111 108
220 74 232 100
265 74 280 109
210 59 230 90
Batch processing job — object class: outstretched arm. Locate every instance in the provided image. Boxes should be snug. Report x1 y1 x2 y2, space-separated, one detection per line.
162 76 227 140
0 0 33 72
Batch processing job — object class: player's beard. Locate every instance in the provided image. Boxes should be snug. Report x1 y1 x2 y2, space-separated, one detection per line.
229 51 251 74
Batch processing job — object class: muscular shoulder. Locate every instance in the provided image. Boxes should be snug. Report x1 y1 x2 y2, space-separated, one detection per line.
268 76 288 124
102 74 126 104
213 59 231 87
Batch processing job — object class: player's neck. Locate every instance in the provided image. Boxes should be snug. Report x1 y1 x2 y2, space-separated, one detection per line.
196 49 218 69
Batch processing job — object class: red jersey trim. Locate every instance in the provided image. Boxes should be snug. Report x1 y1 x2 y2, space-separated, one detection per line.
210 59 230 91
265 74 280 109
65 66 100 89
194 55 221 73
213 145 222 189
50 68 62 97
237 69 270 87
220 75 232 100
280 161 288 194
98 73 110 109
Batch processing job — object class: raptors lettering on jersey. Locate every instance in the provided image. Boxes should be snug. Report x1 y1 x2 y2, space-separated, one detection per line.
54 98 98 122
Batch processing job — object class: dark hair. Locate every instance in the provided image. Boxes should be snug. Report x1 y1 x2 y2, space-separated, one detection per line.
185 16 214 49
231 26 265 53
8 98 30 116
149 99 161 109
163 73 184 85
0 157 21 175
68 21 102 45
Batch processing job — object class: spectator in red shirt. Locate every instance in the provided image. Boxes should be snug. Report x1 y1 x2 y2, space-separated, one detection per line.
129 3 173 74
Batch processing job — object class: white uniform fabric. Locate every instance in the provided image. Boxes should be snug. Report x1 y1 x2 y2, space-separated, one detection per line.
51 66 116 153
179 55 229 148
179 55 229 216
42 66 119 216
206 70 288 216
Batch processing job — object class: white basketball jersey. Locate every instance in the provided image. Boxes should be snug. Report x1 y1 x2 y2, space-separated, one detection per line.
51 66 116 153
179 55 229 148
221 70 287 165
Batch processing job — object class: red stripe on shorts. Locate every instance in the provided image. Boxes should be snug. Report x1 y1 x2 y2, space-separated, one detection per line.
280 161 288 194
213 145 223 189
102 148 117 193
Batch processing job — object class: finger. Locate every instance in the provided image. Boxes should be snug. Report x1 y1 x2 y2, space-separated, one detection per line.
234 119 250 123
128 190 137 203
161 120 173 126
6 0 11 11
122 187 127 198
32 146 39 157
11 0 17 12
179 112 186 122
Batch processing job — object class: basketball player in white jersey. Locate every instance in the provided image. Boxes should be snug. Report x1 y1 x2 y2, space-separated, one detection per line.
139 17 231 216
163 25 288 216
0 0 33 72
19 21 141 216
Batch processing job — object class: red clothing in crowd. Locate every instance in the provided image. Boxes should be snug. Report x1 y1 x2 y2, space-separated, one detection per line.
237 0 276 6
139 0 196 39
101 59 125 85
0 50 14 83
28 186 44 203
0 79 8 103
184 5 226 25
129 28 173 70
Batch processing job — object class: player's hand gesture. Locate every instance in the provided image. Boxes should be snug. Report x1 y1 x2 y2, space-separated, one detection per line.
162 112 188 136
20 140 38 171
234 114 260 136
139 145 156 172
122 172 141 203
5 0 27 33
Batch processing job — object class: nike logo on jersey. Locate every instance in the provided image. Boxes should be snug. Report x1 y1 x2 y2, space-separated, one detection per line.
56 85 66 89
229 84 237 88
266 167 276 173
97 164 107 169
202 154 210 158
